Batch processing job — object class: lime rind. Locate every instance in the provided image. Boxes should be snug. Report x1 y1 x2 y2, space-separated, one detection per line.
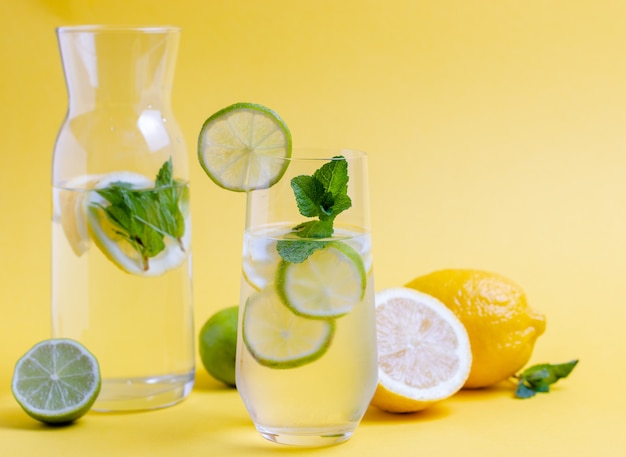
197 102 292 192
276 241 367 319
85 171 190 276
11 338 101 424
242 288 335 369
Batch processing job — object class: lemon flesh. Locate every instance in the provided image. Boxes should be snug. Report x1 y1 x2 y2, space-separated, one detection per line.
276 241 366 319
372 287 472 413
12 339 101 424
197 102 292 191
242 287 335 369
85 171 190 276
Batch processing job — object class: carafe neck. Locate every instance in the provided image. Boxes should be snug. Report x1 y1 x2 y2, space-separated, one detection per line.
56 26 180 113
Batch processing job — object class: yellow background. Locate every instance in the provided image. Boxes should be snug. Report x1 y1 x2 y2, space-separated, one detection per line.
1 0 625 455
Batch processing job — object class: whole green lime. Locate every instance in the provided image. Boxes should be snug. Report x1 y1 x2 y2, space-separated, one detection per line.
199 306 238 387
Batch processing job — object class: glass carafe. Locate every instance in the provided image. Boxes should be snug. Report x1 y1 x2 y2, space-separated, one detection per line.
51 25 194 411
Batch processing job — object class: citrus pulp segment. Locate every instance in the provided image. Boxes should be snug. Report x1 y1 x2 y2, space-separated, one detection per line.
55 174 102 257
371 287 472 413
11 338 101 424
85 171 190 276
197 102 292 191
242 287 335 369
276 241 366 319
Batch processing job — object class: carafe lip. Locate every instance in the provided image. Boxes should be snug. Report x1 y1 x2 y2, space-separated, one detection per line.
56 25 180 34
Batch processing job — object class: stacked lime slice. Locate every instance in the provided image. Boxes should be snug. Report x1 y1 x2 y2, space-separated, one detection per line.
277 241 366 319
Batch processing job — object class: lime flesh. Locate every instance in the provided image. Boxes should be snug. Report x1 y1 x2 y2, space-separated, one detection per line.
197 102 292 191
11 339 101 424
242 287 335 369
276 241 367 319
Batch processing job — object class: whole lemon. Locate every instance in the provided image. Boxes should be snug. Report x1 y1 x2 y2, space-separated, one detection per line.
199 306 238 387
405 269 546 388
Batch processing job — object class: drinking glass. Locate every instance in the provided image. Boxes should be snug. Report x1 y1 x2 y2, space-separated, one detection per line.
51 26 194 411
236 148 378 446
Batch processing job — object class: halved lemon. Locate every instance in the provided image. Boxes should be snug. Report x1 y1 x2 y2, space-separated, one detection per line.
372 287 472 413
242 287 335 369
85 172 190 276
276 241 366 319
197 102 292 191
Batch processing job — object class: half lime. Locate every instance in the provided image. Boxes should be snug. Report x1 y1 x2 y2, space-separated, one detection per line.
197 102 292 191
242 287 335 369
12 339 101 424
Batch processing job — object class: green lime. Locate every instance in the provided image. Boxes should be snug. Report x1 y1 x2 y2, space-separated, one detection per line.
199 306 239 387
242 287 335 369
197 102 292 191
276 241 367 319
11 338 101 425
86 171 190 276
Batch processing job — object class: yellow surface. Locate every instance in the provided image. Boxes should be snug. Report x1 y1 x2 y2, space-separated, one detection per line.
1 0 625 455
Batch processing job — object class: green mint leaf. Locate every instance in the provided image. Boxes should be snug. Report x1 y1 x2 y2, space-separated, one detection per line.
276 240 328 263
291 175 325 218
155 157 174 187
515 382 537 399
292 220 334 238
313 156 349 197
278 156 352 264
515 359 579 399
92 159 186 272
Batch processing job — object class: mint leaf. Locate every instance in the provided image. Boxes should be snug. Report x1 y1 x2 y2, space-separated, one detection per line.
292 220 334 238
276 240 328 263
93 159 186 272
277 156 352 263
290 175 325 218
313 156 349 197
515 359 579 399
515 382 537 399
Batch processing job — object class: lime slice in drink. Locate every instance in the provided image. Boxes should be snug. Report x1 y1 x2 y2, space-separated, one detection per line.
86 172 190 276
242 236 282 291
11 339 101 425
55 174 102 257
197 102 292 191
277 241 367 319
242 287 335 369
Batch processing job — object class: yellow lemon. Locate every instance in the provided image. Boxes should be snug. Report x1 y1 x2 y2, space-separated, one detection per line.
405 269 546 388
371 287 472 413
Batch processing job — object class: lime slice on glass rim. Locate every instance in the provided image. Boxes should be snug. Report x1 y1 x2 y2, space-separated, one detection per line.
276 241 367 319
85 171 190 276
11 338 101 425
197 102 292 191
242 287 335 369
